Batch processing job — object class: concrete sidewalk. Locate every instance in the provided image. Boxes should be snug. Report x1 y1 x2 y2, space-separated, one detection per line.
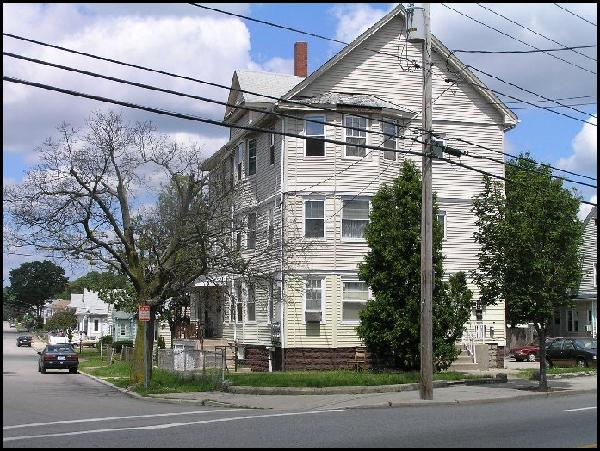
143 375 597 411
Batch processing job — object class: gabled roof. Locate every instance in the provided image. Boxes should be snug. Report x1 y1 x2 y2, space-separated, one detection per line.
583 206 597 228
281 4 517 127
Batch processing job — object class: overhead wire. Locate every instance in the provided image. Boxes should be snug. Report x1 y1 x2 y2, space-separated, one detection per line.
451 44 597 54
475 3 597 63
3 75 596 207
552 3 597 27
5 50 597 190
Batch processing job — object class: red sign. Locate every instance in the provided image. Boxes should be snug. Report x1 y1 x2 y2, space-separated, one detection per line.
139 305 150 321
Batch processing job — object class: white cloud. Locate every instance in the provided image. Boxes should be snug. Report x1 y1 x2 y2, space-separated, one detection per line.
557 115 597 175
578 194 597 221
331 3 391 43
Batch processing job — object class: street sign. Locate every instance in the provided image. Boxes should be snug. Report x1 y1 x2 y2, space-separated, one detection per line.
139 304 150 321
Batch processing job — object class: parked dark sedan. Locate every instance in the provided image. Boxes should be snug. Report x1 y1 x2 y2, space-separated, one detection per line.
545 337 597 368
38 344 79 374
16 335 32 347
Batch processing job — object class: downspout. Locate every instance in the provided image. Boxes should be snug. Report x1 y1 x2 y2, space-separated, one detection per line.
280 115 286 371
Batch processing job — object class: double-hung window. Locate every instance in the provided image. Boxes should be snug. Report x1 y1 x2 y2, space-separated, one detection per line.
236 282 243 323
381 119 397 160
342 281 370 322
248 139 257 176
247 212 257 250
305 200 325 238
94 319 99 332
436 210 447 241
247 284 256 322
119 323 127 336
342 199 369 239
305 278 323 318
236 142 244 181
345 115 367 158
269 132 276 165
267 207 274 245
305 115 326 157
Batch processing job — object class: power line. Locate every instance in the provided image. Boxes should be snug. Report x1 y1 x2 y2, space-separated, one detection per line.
504 95 595 103
7 50 596 190
184 5 599 124
452 44 597 54
188 3 420 70
3 75 596 208
476 3 597 63
441 3 596 75
5 33 596 187
553 3 597 27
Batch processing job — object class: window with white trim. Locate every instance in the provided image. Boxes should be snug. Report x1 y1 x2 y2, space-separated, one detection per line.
342 199 369 239
119 323 126 336
269 132 276 165
267 207 274 245
247 283 256 322
247 212 256 250
305 115 325 157
381 119 397 160
568 310 579 332
345 115 367 158
305 278 323 316
342 281 370 322
248 139 257 176
305 200 325 238
236 142 244 181
236 282 243 323
268 281 274 324
94 319 99 332
436 211 447 240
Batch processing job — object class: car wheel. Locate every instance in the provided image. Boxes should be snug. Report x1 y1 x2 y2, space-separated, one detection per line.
527 353 536 362
576 359 587 368
69 368 78 374
40 365 46 374
17 344 20 347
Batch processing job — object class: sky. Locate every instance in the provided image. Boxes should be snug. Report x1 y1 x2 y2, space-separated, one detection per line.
2 3 597 283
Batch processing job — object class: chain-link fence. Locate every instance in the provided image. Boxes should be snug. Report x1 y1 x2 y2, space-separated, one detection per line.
157 348 226 383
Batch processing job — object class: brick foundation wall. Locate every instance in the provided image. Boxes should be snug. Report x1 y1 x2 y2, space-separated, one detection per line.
284 347 368 371
244 345 270 372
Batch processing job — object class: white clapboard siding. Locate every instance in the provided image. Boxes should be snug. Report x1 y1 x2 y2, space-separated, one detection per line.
579 210 597 294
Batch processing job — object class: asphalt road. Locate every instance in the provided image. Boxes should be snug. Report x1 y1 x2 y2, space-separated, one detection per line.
3 323 597 448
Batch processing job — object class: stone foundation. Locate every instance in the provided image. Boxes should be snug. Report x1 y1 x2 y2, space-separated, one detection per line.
243 345 270 372
487 343 505 369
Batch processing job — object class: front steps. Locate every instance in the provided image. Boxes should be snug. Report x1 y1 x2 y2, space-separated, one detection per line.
448 345 480 371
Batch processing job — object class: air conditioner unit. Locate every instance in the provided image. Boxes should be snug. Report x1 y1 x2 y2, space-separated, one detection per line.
585 324 593 332
305 311 322 323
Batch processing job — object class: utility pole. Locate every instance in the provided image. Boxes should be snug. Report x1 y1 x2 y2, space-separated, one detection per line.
419 2 433 400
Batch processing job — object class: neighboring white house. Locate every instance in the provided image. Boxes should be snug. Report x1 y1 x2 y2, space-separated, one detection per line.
192 4 517 371
42 298 71 324
552 207 597 339
69 289 112 341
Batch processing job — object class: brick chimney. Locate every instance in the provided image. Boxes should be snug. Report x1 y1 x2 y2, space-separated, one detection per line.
294 42 308 78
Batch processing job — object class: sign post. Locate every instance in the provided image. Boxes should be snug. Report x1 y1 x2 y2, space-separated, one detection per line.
139 305 151 388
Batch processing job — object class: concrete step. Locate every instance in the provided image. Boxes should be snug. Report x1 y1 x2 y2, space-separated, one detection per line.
448 362 480 371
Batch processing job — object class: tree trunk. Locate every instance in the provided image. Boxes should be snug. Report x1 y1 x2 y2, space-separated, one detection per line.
132 307 156 385
537 324 548 392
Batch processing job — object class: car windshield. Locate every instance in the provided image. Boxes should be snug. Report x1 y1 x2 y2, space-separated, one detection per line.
47 345 74 353
574 339 597 350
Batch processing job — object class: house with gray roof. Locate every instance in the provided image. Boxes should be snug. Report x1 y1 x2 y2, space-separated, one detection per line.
192 4 517 371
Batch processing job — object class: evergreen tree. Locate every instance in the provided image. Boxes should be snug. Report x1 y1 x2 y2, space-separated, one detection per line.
357 160 472 370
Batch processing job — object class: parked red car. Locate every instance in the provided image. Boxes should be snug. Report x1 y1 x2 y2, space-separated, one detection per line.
510 344 540 362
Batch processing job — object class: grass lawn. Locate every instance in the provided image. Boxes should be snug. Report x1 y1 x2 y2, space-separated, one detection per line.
227 370 487 388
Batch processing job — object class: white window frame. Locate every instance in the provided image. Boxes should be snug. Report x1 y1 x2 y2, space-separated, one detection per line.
303 277 326 324
343 114 368 159
94 319 99 332
267 207 274 245
437 210 447 241
247 138 257 176
341 198 370 241
247 211 257 250
119 323 127 336
246 283 256 323
236 142 244 181
341 279 372 324
304 114 326 158
303 198 326 240
568 309 579 332
381 118 397 161
269 132 276 165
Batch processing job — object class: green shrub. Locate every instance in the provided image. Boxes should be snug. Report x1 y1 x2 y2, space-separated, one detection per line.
112 340 134 353
100 335 114 345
